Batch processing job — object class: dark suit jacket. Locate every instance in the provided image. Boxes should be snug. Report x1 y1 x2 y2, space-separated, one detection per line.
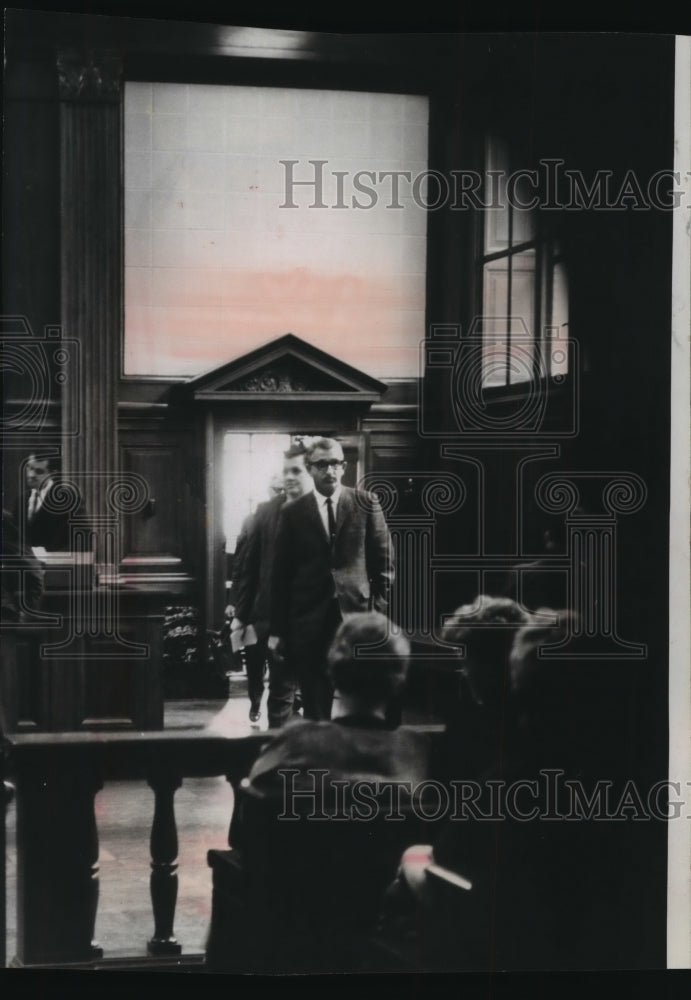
247 715 429 799
22 481 77 551
234 494 286 640
270 486 393 646
227 512 254 611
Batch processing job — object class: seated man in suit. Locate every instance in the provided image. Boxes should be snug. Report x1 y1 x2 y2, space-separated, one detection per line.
269 437 394 721
22 454 76 551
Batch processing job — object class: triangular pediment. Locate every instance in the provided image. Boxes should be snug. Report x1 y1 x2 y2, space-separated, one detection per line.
182 334 387 403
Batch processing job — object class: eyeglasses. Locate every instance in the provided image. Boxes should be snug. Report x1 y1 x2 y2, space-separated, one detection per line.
310 459 346 471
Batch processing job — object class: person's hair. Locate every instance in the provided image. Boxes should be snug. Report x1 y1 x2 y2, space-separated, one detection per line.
327 612 410 704
305 438 342 463
442 594 531 655
441 595 533 706
283 442 308 461
27 454 60 474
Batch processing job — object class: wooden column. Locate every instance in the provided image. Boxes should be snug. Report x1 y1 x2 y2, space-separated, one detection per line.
57 50 121 541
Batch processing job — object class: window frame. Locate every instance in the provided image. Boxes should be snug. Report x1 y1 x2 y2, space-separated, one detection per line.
473 135 570 400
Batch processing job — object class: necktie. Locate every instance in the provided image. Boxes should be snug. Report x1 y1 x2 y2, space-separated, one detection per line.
326 496 336 547
28 489 39 521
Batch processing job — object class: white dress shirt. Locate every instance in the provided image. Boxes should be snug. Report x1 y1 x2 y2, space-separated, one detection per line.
28 478 53 520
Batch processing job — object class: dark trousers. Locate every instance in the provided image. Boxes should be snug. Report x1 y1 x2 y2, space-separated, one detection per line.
267 653 298 729
292 599 342 722
243 640 267 711
244 633 300 727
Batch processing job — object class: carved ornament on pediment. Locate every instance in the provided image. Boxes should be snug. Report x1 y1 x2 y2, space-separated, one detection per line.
57 51 122 101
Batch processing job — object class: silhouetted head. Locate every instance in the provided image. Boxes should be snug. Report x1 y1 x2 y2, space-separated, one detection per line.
441 595 533 707
327 612 410 710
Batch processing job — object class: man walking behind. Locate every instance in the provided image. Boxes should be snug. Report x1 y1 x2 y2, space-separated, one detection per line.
231 443 313 726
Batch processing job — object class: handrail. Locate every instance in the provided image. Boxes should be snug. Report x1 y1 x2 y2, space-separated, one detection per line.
2 728 271 968
2 723 445 969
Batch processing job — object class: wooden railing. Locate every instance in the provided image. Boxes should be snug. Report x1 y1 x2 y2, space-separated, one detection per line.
1 728 271 969
1 724 445 970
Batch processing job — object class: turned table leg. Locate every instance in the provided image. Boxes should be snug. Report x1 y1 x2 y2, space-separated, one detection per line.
147 772 182 956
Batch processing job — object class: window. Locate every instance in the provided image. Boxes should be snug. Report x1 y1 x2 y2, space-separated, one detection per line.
124 82 429 380
477 137 569 388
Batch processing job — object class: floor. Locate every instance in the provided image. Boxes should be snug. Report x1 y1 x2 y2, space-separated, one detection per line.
4 673 435 970
3 671 269 967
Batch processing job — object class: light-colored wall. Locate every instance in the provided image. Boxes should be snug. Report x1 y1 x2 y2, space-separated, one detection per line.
124 82 429 379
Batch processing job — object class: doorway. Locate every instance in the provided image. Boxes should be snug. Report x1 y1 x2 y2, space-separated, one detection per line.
221 431 363 602
223 432 291 557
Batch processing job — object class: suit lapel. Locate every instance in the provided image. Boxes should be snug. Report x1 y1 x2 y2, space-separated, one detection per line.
305 490 330 550
333 486 353 545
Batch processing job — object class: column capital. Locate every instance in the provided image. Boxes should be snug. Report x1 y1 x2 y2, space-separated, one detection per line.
56 50 122 102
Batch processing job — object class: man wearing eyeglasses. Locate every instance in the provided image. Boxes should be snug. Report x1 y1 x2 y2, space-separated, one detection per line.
269 438 394 721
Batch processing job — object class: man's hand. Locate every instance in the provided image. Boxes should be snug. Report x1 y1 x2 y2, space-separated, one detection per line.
400 844 435 902
230 617 245 633
268 635 284 663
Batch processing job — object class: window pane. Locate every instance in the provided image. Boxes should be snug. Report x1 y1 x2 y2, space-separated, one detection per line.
482 257 510 316
481 261 510 386
484 136 510 253
549 260 569 377
509 249 536 384
510 172 536 244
